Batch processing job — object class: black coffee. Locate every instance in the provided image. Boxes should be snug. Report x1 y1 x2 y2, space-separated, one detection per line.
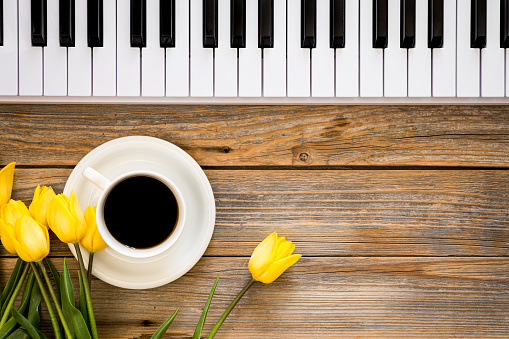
103 176 178 249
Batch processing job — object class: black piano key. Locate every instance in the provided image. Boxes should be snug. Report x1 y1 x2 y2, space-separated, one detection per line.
401 0 415 48
502 0 509 47
330 0 345 48
428 0 443 48
130 0 146 47
301 0 316 48
0 0 3 46
203 0 218 48
88 0 103 47
231 0 245 48
160 0 175 47
31 0 47 47
373 0 388 48
258 0 273 48
471 0 486 48
59 0 75 47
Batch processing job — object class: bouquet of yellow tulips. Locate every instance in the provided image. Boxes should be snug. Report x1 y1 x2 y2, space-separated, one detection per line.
0 162 301 338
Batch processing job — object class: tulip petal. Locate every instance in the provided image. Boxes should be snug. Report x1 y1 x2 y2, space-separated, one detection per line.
257 254 301 284
2 200 30 225
0 162 15 207
0 219 17 254
274 241 295 262
15 216 49 262
248 232 278 279
29 185 55 227
70 190 87 241
81 205 107 252
48 195 77 243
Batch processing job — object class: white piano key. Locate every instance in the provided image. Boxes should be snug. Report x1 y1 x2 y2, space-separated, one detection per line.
384 0 406 97
335 0 358 98
311 0 334 97
432 0 456 97
456 0 479 97
190 0 213 96
263 0 286 97
68 0 92 96
287 0 310 97
44 0 67 96
141 0 165 96
238 0 261 97
408 0 431 97
166 0 189 96
359 0 383 97
481 0 504 97
117 0 140 96
0 0 18 95
93 0 116 96
19 0 43 95
215 0 237 97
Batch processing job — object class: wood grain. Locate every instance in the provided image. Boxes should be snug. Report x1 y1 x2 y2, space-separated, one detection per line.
1 257 507 338
1 168 508 258
1 105 508 167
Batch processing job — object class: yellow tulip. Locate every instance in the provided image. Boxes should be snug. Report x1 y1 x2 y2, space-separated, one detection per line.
0 200 31 254
1 199 31 225
2 215 50 262
0 162 15 207
29 185 56 227
80 206 107 253
47 190 87 244
0 219 17 254
248 232 301 284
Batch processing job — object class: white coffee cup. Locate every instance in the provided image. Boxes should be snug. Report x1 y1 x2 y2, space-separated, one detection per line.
82 167 186 259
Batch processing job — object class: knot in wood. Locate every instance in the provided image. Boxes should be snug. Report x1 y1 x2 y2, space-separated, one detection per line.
299 152 310 162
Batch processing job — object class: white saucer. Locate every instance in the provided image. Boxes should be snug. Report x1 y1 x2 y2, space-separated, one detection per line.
64 136 215 289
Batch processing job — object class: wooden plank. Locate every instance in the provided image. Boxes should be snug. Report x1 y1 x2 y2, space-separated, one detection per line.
1 168 508 257
1 257 507 338
1 105 509 167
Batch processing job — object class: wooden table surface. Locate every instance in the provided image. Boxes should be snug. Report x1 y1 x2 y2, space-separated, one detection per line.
0 104 508 338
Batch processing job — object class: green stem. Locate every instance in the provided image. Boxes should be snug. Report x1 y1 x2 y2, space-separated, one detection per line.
37 261 74 339
30 262 63 339
0 262 29 328
74 243 98 339
87 252 95 287
207 278 257 339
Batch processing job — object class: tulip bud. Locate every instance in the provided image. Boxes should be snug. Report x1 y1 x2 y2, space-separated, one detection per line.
248 232 301 284
80 206 107 253
47 190 87 244
3 215 50 262
29 185 56 227
1 199 31 226
0 162 15 207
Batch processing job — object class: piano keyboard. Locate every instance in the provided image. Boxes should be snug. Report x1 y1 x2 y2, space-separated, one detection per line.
1 0 509 104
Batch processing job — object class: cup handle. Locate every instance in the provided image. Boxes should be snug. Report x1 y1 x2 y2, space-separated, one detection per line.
83 167 112 191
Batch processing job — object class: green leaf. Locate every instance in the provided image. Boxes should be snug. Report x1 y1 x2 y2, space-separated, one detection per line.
150 309 178 339
5 328 29 339
45 259 61 302
77 274 90 332
33 328 47 339
70 308 92 339
10 309 40 339
0 272 35 339
1 259 23 314
193 275 220 339
18 272 35 316
26 281 41 328
0 318 19 339
60 259 75 338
